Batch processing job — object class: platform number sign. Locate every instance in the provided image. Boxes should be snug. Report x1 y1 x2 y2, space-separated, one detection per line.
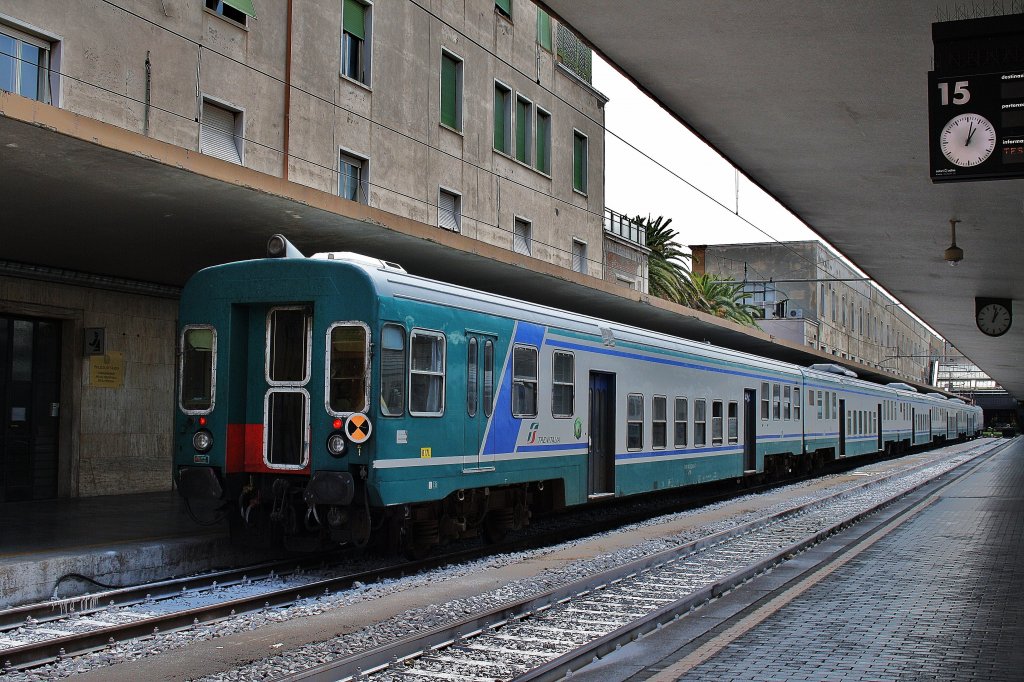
929 70 1024 181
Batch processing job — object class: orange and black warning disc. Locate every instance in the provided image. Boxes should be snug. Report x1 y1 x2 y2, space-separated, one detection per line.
345 412 373 444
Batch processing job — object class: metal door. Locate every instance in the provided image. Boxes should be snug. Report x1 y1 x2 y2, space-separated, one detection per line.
1 316 61 502
838 399 847 457
464 333 496 471
263 306 311 470
743 388 757 471
587 372 615 496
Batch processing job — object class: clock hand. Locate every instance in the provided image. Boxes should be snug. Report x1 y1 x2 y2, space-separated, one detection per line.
992 309 998 324
966 121 976 146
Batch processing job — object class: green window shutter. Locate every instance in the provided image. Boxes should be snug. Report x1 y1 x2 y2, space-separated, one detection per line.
495 0 511 17
536 113 550 173
441 54 458 129
343 0 365 40
537 9 552 50
494 86 505 151
573 133 586 192
515 99 528 163
222 0 256 17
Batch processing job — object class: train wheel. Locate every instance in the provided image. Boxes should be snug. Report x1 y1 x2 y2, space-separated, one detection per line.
482 507 514 544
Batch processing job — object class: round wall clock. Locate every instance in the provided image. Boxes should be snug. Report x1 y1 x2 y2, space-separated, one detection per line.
940 113 996 167
976 300 1012 337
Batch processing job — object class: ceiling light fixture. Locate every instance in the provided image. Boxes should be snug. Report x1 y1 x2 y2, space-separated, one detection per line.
944 218 963 267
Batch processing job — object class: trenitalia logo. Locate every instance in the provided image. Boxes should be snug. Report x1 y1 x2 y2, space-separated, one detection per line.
527 422 539 444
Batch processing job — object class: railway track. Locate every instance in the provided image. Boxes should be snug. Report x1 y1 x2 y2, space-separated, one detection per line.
277 439 1007 682
0 440 992 675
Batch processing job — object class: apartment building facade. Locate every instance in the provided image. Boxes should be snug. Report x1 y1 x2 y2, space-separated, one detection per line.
0 0 620 500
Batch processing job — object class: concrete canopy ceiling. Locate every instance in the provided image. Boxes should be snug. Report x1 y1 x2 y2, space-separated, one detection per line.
543 1 1024 399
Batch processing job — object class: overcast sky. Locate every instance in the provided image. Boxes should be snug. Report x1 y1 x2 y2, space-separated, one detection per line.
593 57 821 250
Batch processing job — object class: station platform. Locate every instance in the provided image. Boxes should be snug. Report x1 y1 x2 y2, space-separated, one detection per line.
578 436 1024 682
0 491 265 608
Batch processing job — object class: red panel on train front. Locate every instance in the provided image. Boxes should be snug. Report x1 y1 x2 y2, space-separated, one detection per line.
225 423 263 473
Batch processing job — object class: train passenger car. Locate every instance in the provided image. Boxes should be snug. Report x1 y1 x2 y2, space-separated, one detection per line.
174 239 980 553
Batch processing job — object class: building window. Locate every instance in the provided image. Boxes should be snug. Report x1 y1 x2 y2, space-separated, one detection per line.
515 94 533 164
512 345 538 417
571 239 587 274
495 0 511 19
728 401 739 444
573 130 588 194
0 24 51 103
627 393 644 451
711 400 723 446
832 290 837 322
440 49 462 131
438 188 461 232
652 396 667 449
409 330 445 416
694 399 707 447
379 324 405 416
205 0 248 25
342 0 371 85
200 99 243 165
551 351 574 418
494 81 512 154
536 7 552 50
674 397 688 447
339 151 368 203
536 108 551 173
760 381 769 420
513 217 532 256
819 284 826 319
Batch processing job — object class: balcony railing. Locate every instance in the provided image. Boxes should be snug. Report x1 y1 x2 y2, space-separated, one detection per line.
604 208 646 247
556 25 593 84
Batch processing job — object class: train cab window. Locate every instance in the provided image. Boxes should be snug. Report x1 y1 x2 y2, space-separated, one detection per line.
627 393 644 451
674 397 688 447
380 324 406 416
793 388 801 420
727 401 739 444
760 382 770 420
694 399 707 446
180 326 216 413
512 344 538 417
711 400 724 445
483 340 494 417
467 338 478 417
783 385 791 420
410 329 446 416
327 323 369 414
551 351 574 418
772 384 781 420
652 396 667 449
267 307 311 384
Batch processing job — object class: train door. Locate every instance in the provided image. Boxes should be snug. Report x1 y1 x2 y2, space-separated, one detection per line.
838 399 847 457
743 388 757 471
0 315 61 502
876 404 883 451
463 333 496 471
587 372 615 497
263 306 312 471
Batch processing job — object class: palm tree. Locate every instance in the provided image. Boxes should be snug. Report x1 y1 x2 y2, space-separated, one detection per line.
635 215 689 304
680 272 763 328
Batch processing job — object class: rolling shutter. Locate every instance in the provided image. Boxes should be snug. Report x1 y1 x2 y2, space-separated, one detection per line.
343 0 365 40
495 0 511 17
222 0 256 18
200 101 241 165
439 190 460 231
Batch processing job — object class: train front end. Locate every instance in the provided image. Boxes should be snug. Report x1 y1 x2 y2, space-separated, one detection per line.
174 237 381 549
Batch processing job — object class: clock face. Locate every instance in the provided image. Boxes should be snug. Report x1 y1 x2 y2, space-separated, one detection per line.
976 302 1011 337
940 113 996 167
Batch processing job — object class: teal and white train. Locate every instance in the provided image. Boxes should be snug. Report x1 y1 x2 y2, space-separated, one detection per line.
174 236 983 552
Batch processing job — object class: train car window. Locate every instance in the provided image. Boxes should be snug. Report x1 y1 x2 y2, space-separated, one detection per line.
760 382 769 420
674 397 688 447
824 392 830 420
817 392 824 419
808 388 814 407
483 340 494 417
180 326 216 413
512 345 538 418
627 393 644 451
551 351 574 418
847 413 853 435
832 393 837 419
266 390 309 467
793 388 801 420
652 396 667 449
380 324 406 416
711 400 723 445
410 330 446 416
772 383 781 420
267 307 311 384
783 385 791 420
327 323 368 415
727 401 738 444
467 338 478 417
694 399 707 446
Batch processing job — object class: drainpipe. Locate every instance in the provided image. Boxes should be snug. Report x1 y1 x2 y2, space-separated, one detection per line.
282 0 294 181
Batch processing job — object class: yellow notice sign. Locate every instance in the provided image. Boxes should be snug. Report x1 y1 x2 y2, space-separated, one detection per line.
89 352 124 388
420 447 432 459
